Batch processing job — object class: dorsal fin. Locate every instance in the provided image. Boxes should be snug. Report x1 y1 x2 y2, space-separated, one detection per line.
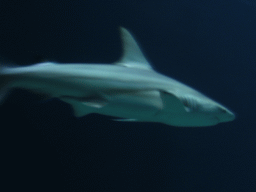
116 27 153 70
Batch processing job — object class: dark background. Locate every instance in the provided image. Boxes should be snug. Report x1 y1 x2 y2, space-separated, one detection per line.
0 0 255 191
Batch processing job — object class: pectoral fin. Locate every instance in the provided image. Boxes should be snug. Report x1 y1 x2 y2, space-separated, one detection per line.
60 96 108 117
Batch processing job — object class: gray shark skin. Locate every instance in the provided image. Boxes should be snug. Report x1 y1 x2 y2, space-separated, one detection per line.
0 27 235 127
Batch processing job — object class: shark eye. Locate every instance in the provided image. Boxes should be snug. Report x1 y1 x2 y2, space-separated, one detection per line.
218 106 228 113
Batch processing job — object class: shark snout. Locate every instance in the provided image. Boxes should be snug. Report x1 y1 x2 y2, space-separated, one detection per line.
216 106 235 123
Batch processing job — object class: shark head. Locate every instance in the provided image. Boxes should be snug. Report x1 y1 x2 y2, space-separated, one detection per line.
156 91 235 127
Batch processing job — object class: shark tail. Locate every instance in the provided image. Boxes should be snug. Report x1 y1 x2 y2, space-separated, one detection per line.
0 62 13 104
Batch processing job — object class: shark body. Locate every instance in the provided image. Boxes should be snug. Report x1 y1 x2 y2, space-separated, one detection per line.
0 27 235 127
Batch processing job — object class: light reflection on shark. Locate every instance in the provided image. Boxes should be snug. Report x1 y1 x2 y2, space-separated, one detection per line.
0 27 235 127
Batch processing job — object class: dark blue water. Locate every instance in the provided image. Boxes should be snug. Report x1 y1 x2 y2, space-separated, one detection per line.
0 1 255 191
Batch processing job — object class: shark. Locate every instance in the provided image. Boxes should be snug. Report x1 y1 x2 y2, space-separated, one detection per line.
0 27 235 127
